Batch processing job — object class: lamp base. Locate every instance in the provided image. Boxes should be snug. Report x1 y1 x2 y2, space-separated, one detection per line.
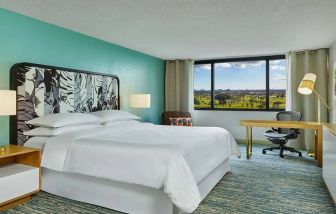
307 150 315 158
0 146 6 152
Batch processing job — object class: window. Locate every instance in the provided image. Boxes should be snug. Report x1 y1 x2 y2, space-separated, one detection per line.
193 55 286 111
194 64 211 109
269 59 286 110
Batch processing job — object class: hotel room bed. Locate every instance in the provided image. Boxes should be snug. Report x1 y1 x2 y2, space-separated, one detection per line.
26 121 239 213
11 62 240 214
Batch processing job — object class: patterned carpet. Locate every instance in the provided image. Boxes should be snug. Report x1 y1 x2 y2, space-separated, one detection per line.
2 145 336 214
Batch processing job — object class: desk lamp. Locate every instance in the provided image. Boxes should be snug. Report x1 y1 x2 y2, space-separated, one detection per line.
0 90 16 152
129 94 151 120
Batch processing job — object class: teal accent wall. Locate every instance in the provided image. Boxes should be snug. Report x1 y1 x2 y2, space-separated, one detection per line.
0 9 165 146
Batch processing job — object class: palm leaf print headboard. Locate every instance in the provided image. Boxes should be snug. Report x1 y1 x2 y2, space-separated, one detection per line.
10 62 120 145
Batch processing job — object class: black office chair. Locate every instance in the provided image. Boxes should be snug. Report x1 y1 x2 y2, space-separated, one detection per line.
262 111 303 158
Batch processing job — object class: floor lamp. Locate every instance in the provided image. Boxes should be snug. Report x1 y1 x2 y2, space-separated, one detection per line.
0 90 17 152
129 94 151 121
298 73 332 123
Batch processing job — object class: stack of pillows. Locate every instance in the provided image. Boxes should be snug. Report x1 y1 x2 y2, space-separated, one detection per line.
24 110 140 137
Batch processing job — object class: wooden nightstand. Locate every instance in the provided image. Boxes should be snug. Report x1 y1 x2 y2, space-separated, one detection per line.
0 145 41 211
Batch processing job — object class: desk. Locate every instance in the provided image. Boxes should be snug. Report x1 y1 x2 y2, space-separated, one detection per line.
239 120 323 167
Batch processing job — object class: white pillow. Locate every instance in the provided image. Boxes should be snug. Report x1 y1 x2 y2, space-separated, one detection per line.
90 110 140 123
24 124 102 136
26 113 102 128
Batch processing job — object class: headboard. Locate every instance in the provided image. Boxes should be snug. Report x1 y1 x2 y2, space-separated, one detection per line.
10 62 120 145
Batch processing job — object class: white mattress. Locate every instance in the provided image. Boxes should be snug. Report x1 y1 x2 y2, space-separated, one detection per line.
39 121 240 212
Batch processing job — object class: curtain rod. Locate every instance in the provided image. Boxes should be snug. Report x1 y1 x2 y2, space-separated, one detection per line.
167 48 329 61
289 48 329 55
166 59 194 63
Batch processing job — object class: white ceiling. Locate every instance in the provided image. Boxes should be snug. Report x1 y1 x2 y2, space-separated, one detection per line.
1 0 336 60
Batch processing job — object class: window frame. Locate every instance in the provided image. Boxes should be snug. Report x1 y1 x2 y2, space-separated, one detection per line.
194 55 286 111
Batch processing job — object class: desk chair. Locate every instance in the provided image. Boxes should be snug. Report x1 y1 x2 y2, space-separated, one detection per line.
262 111 303 158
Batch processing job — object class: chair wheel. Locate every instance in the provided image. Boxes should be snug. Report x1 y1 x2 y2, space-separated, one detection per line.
280 155 284 158
262 150 266 154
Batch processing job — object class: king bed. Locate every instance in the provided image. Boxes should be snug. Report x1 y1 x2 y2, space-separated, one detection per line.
10 63 240 214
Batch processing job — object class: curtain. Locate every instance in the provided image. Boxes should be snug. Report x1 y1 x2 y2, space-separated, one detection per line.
286 49 329 150
165 60 194 112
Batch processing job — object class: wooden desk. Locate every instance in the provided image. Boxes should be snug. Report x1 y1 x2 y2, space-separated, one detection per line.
239 120 323 167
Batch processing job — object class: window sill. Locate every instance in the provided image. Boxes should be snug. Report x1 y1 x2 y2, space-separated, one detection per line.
194 108 285 112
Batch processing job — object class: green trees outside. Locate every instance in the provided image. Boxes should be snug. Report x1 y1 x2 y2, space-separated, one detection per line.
194 90 285 109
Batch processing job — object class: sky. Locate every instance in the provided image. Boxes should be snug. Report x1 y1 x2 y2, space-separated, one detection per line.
194 59 286 90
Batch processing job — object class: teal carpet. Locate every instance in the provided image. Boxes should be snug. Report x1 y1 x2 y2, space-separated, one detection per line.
2 145 336 214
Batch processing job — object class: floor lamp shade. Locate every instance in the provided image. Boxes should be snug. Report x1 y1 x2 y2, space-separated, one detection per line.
297 73 332 123
298 73 316 95
0 90 16 115
129 94 151 108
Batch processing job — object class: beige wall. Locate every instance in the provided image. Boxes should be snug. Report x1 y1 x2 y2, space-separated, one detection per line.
329 41 336 123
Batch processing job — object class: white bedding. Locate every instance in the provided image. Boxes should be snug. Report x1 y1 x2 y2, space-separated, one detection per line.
25 137 49 151
41 121 240 213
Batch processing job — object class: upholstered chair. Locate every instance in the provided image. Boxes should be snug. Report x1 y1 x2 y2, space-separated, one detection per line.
162 111 192 125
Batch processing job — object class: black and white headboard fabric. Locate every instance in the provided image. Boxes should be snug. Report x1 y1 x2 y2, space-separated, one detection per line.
10 63 120 145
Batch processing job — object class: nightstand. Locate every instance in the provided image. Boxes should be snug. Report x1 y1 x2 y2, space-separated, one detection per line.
0 145 41 211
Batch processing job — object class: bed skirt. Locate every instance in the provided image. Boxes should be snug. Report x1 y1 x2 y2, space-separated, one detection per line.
42 158 230 214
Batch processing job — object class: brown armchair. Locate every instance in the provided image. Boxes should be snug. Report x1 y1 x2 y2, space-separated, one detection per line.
162 111 192 125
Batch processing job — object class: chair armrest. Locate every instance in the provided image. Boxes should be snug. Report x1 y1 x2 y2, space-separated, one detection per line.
284 133 298 140
272 127 279 132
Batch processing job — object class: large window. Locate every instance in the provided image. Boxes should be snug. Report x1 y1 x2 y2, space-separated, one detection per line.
193 55 286 111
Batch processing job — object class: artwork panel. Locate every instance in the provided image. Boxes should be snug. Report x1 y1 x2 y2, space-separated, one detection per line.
74 72 81 112
79 73 88 112
106 77 113 110
85 74 93 112
25 67 45 116
112 77 119 109
59 70 74 112
93 75 103 112
12 63 119 145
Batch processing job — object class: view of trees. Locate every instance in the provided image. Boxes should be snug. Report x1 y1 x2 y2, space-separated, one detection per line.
194 89 286 110
193 57 286 110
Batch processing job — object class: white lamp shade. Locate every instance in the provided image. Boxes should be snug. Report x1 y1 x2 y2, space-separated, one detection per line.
298 73 316 95
129 94 151 108
0 90 16 115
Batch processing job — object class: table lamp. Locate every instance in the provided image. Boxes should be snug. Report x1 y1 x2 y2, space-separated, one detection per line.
298 73 332 123
129 94 151 120
0 90 16 152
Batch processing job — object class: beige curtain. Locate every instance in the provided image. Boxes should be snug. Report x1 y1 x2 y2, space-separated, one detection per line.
286 49 329 150
165 60 194 112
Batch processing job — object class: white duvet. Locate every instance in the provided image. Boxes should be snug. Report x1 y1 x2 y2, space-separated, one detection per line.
41 121 240 213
